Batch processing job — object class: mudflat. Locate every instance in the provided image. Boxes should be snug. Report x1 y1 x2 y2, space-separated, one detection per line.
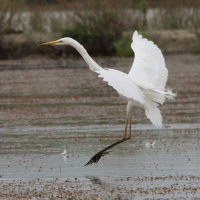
0 54 200 199
1 54 200 127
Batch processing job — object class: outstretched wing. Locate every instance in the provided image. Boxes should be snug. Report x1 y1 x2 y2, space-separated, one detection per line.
97 69 144 104
129 31 168 91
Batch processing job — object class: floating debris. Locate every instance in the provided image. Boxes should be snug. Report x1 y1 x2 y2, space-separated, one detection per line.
61 148 68 156
145 141 156 148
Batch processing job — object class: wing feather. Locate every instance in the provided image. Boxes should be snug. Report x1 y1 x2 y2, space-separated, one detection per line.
95 31 175 128
129 31 168 91
144 98 162 127
97 69 144 104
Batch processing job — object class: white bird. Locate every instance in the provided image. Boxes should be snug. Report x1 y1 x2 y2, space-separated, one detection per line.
39 31 175 166
61 148 68 156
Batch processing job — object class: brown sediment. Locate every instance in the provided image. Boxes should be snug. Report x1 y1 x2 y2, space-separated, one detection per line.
0 54 200 199
0 54 200 128
0 175 200 199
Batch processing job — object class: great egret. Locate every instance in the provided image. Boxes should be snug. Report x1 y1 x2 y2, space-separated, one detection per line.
38 31 175 166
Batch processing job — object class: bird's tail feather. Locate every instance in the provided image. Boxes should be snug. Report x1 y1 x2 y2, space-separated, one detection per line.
144 96 162 127
143 88 175 127
164 89 176 99
152 88 176 100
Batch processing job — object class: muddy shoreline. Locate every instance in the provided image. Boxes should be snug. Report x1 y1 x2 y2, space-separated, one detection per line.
1 54 200 199
1 54 200 128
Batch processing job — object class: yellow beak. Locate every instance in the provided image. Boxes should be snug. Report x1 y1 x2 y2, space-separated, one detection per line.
38 40 59 46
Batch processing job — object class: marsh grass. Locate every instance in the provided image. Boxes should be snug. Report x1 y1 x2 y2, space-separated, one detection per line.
137 0 148 29
50 15 65 33
62 10 123 55
114 36 133 57
1 0 200 57
0 0 25 30
140 31 155 42
0 0 25 53
29 12 47 32
1 0 200 33
114 31 156 57
148 0 200 30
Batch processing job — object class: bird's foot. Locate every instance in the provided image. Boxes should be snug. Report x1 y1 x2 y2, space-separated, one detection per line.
84 137 129 166
85 151 110 166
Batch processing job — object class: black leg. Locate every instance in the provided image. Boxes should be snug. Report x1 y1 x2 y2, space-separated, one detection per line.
85 119 131 166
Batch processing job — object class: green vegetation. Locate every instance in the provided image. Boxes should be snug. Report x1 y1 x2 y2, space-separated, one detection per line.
29 12 46 32
0 0 25 58
137 0 148 30
0 0 200 58
141 31 155 42
114 36 133 57
62 10 122 56
50 16 65 33
114 31 156 57
0 0 25 30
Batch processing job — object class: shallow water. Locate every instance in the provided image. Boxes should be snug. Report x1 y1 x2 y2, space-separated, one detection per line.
1 123 200 180
1 124 200 199
0 55 200 199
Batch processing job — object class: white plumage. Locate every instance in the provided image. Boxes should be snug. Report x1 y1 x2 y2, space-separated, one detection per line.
39 30 175 128
61 148 67 156
130 31 167 91
39 31 175 165
97 31 175 127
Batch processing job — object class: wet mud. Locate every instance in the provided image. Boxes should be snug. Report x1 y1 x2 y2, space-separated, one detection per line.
0 54 200 199
1 54 200 128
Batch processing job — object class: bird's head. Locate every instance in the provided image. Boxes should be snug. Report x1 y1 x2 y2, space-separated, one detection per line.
38 37 70 46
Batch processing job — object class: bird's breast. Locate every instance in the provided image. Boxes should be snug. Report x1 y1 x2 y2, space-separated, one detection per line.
128 100 144 110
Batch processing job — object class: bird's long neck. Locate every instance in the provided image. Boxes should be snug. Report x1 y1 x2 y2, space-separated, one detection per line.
67 38 103 72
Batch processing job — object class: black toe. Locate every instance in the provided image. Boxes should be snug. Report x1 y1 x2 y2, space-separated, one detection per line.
85 151 110 166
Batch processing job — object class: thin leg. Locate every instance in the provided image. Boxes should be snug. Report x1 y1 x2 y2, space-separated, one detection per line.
127 116 132 139
122 119 128 139
85 118 131 166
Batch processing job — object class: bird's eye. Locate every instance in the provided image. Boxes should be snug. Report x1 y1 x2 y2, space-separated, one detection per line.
58 40 63 43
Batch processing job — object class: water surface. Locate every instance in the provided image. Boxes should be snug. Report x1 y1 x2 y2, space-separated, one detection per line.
0 55 200 199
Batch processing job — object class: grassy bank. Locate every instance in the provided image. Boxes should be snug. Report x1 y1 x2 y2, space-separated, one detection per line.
0 30 200 59
0 0 200 58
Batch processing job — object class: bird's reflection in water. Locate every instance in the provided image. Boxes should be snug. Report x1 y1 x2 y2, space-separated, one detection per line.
86 176 103 186
61 148 68 162
62 155 67 163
